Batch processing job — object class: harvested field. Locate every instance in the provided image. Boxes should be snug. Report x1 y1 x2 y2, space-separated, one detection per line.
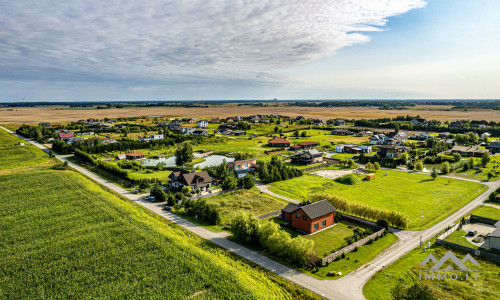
1 105 499 124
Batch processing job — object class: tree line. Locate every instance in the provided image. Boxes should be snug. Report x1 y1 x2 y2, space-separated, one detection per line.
256 156 302 184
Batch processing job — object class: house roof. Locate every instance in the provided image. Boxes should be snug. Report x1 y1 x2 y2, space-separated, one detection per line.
488 227 500 238
304 149 323 156
300 200 336 220
298 141 320 146
181 171 212 186
282 203 301 213
268 138 291 144
228 159 257 167
126 152 146 157
58 132 74 138
377 145 407 150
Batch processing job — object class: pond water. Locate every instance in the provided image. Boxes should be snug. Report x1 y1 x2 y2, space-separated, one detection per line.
141 154 234 168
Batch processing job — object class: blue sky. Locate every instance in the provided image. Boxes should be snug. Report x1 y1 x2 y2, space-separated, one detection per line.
0 0 499 102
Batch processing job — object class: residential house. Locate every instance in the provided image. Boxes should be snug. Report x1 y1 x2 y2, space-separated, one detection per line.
168 121 182 131
232 130 246 136
151 134 164 140
197 120 209 128
450 145 488 157
333 120 346 126
228 159 258 178
356 131 373 137
193 130 208 136
66 137 83 144
210 117 221 123
410 118 427 126
126 151 146 160
412 133 431 140
335 144 371 154
331 129 354 135
489 140 500 153
291 149 324 165
313 119 326 126
39 122 51 127
180 127 196 135
449 121 464 128
168 168 212 192
58 132 74 139
386 132 408 144
281 200 336 234
377 145 409 158
438 132 451 138
268 137 291 147
224 117 235 123
369 134 386 145
290 141 320 150
116 154 127 160
482 132 491 139
486 221 500 251
295 116 305 121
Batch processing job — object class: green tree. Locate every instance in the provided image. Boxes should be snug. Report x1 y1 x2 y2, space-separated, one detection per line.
481 151 491 166
400 152 409 162
373 162 380 170
150 183 167 202
300 131 307 137
431 167 438 180
452 152 462 163
222 173 238 190
440 161 450 174
175 143 194 166
414 161 424 172
243 173 255 189
230 212 259 244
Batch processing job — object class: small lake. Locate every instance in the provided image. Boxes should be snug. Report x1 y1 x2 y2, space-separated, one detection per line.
141 154 234 168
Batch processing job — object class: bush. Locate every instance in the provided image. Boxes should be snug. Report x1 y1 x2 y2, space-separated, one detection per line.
377 219 389 230
335 173 360 185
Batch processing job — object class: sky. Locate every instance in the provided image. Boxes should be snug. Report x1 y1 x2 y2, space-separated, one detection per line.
0 0 499 102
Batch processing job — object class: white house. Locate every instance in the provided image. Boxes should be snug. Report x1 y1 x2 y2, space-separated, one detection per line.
180 127 196 135
358 145 372 153
197 120 209 128
369 134 386 145
152 134 164 140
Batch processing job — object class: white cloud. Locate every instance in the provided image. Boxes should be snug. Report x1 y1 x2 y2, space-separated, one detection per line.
0 0 425 86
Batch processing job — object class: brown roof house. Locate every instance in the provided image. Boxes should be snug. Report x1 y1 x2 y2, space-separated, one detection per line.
228 159 258 179
268 137 291 147
291 149 324 165
377 145 408 158
281 200 336 234
168 168 213 192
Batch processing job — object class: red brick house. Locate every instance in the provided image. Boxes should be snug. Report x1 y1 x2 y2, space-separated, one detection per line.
58 132 74 139
281 200 336 234
267 137 291 147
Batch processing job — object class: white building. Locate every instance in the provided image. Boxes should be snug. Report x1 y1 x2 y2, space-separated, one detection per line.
180 127 196 135
152 134 164 140
197 120 209 128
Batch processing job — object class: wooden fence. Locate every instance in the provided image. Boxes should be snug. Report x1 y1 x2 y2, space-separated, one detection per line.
321 228 386 265
257 209 283 220
301 161 339 172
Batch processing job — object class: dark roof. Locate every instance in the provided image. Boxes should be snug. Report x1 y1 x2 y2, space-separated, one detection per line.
300 200 336 220
488 227 500 238
282 203 301 213
180 171 212 186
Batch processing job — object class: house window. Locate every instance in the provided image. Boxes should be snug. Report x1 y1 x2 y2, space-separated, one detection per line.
303 215 307 221
322 220 326 226
296 212 300 218
314 224 319 230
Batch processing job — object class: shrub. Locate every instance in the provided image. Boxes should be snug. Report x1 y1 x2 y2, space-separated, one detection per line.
335 173 360 185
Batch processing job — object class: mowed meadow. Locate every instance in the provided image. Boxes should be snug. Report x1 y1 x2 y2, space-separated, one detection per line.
0 133 317 299
0 128 47 170
269 170 487 229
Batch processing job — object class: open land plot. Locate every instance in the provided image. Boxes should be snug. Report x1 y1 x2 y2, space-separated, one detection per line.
2 105 500 124
261 218 398 279
447 155 500 181
0 165 315 299
363 242 500 300
269 170 487 229
443 230 481 249
0 127 48 170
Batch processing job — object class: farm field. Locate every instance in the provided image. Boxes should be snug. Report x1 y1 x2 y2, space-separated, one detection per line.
0 127 48 170
470 205 500 220
363 243 500 300
0 165 317 299
269 170 487 229
2 105 500 124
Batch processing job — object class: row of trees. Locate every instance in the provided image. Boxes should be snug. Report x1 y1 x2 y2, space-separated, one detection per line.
231 213 317 267
311 193 409 228
256 156 302 183
184 199 221 225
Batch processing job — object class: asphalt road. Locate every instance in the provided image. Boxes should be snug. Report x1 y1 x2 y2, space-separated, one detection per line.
2 126 498 300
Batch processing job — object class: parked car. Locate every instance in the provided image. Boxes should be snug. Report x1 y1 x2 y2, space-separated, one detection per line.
144 195 156 202
468 230 477 236
162 206 172 211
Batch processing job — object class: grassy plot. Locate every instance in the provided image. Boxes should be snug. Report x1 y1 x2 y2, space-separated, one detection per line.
269 170 487 229
443 230 479 249
0 127 48 170
0 168 317 299
470 205 500 220
363 243 500 300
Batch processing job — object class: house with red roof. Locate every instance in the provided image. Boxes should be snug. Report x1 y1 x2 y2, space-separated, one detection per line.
267 137 291 147
58 132 74 139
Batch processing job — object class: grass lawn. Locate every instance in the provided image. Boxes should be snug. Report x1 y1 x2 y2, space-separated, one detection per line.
449 155 500 181
269 170 487 229
207 188 288 227
470 205 500 220
0 128 48 170
0 164 317 299
443 230 479 249
363 243 500 300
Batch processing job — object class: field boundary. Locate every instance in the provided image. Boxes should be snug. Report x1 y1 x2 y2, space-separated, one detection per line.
257 209 283 220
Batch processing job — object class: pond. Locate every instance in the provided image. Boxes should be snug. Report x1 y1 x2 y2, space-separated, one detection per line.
141 154 234 168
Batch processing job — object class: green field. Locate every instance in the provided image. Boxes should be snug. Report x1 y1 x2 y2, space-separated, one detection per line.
0 164 318 299
470 205 500 220
269 170 487 229
363 243 500 300
0 128 48 170
443 230 480 249
447 155 500 181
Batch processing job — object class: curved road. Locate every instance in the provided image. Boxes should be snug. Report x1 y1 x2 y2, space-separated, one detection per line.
3 126 499 300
